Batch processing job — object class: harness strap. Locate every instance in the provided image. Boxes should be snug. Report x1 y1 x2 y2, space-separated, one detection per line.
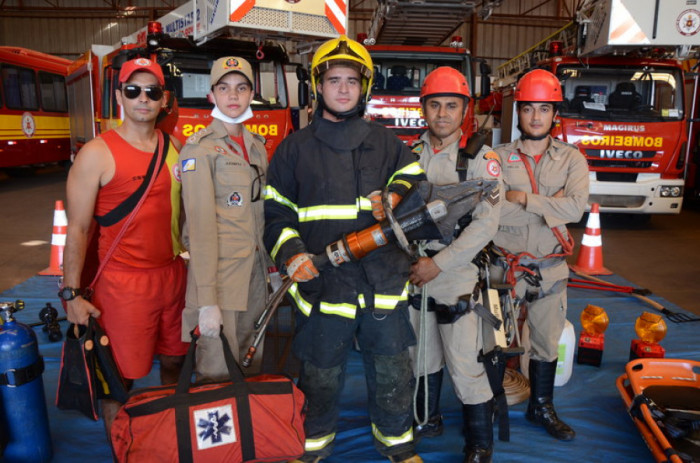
478 347 509 441
495 152 574 297
517 151 574 256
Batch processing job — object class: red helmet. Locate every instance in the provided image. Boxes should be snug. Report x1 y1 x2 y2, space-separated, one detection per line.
420 66 470 101
514 69 563 102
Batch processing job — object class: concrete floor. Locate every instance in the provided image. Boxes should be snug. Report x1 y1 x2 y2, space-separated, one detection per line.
1 168 699 316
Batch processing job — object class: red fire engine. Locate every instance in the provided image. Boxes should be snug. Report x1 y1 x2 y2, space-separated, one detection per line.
494 0 699 215
0 47 71 168
358 0 491 145
364 40 491 145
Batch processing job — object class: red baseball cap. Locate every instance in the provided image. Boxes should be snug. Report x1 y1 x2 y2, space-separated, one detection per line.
119 58 165 86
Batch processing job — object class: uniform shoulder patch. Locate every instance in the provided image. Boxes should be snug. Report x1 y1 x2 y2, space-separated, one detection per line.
186 127 212 145
483 150 500 162
410 140 425 155
181 158 196 173
486 159 501 177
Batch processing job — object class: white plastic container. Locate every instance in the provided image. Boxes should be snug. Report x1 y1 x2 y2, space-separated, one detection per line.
521 319 576 387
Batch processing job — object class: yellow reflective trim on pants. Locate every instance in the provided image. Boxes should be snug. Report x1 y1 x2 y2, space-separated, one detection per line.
386 161 424 185
374 282 409 310
264 185 298 212
288 283 313 316
304 432 336 452
371 423 413 447
271 227 301 260
319 301 357 319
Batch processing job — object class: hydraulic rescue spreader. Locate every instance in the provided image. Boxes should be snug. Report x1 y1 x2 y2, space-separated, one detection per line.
242 178 498 367
312 178 498 269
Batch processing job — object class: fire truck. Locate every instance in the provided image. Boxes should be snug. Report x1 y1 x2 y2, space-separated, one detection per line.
0 47 71 169
359 0 491 144
363 42 491 144
66 0 348 160
494 0 699 214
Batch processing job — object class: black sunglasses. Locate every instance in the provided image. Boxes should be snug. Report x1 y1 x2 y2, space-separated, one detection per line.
121 84 164 101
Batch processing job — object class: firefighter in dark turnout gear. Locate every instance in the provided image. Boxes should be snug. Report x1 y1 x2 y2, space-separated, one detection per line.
408 67 503 463
263 36 425 463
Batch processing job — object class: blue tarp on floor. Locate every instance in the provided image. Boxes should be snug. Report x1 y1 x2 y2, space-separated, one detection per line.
1 273 698 463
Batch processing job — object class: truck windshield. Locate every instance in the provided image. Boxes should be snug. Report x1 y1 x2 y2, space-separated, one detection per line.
557 65 684 122
370 53 470 95
160 53 287 110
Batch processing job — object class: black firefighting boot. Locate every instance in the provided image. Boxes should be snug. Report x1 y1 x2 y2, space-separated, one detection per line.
462 400 494 463
526 359 575 441
414 370 444 439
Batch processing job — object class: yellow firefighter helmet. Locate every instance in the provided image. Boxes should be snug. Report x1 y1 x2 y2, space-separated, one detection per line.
311 35 374 108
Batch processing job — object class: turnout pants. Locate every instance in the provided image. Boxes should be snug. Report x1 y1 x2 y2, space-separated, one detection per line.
294 305 416 459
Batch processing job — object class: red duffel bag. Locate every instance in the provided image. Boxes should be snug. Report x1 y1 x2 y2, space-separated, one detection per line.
111 330 306 462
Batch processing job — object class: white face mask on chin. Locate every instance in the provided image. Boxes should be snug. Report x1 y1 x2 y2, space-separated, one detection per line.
211 104 253 124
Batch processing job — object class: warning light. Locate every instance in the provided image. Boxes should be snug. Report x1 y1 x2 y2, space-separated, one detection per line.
581 304 609 335
577 304 609 366
147 21 163 35
635 311 667 343
549 41 563 57
147 21 163 49
357 33 368 43
450 36 463 48
630 311 666 360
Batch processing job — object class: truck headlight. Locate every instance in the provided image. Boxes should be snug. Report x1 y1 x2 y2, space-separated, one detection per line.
659 186 683 197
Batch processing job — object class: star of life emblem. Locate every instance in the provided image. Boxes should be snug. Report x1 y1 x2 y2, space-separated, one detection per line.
194 405 237 450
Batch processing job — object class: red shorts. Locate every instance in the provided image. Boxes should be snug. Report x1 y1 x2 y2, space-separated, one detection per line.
93 257 188 379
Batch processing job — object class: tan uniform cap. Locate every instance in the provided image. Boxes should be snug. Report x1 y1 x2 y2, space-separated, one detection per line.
210 57 254 87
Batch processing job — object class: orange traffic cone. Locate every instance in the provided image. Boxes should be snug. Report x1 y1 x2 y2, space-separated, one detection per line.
39 200 67 276
569 203 611 275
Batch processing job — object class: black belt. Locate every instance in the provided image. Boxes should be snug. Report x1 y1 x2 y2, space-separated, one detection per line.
409 293 501 328
409 293 469 324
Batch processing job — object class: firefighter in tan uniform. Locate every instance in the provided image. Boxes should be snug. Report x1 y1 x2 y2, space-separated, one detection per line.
179 57 272 378
408 67 502 463
490 69 589 441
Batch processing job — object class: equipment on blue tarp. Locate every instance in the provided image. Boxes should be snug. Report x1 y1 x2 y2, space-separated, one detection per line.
617 358 700 463
39 303 63 342
570 270 700 324
0 300 53 462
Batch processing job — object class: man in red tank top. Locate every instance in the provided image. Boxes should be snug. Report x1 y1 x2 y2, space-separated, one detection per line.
61 58 188 441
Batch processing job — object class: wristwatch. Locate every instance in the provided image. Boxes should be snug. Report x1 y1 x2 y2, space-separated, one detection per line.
58 286 82 301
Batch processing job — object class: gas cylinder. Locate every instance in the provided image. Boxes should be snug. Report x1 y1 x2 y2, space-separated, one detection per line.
0 301 53 462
